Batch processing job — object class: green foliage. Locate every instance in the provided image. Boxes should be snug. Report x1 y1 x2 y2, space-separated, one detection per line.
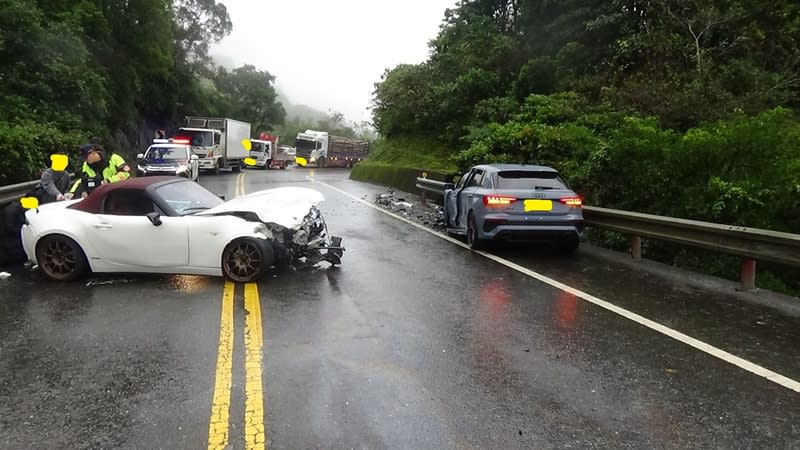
0 0 287 184
350 162 454 196
0 121 85 185
365 137 456 173
366 0 800 294
215 65 285 133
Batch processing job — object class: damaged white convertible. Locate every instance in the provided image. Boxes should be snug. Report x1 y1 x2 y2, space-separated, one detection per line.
19 176 344 282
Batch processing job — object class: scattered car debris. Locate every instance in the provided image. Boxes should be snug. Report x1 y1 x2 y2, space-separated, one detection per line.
85 279 132 287
0 271 11 279
373 187 446 229
393 201 413 209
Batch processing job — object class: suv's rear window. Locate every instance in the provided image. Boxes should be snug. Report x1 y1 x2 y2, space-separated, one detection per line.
496 171 567 189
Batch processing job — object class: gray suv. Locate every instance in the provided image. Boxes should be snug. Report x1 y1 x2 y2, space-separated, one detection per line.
443 164 584 251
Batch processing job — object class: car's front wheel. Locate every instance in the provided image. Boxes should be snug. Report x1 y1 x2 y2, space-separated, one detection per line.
221 238 273 282
36 234 90 281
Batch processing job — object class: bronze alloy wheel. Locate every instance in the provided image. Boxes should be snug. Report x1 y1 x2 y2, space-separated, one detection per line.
36 235 89 281
222 239 273 282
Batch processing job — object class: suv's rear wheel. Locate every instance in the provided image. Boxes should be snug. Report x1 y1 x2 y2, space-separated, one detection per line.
221 238 273 282
466 212 486 250
36 234 90 281
557 236 580 254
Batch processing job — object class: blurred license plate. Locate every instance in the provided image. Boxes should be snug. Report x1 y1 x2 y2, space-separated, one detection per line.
524 199 552 212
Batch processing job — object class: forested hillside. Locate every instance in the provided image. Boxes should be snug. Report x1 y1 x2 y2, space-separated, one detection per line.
0 0 285 184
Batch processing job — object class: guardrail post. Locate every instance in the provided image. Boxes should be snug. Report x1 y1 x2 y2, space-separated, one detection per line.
420 172 428 205
738 259 757 292
630 236 642 260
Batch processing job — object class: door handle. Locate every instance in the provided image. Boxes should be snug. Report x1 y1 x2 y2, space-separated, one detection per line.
93 223 112 229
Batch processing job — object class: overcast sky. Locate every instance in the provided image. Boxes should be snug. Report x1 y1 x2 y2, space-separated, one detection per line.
209 0 458 125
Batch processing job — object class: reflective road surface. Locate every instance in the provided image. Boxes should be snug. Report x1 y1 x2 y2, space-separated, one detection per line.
1 168 798 449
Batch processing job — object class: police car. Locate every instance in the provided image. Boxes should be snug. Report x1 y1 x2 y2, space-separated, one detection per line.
136 138 200 181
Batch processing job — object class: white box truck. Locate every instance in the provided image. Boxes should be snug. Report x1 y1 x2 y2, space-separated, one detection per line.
175 117 252 174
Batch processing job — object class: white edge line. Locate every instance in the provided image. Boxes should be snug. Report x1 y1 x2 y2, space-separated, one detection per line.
308 176 800 394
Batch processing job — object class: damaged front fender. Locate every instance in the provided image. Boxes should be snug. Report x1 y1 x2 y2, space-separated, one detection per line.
263 205 344 270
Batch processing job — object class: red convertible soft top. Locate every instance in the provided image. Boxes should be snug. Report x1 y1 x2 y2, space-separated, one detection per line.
68 176 183 214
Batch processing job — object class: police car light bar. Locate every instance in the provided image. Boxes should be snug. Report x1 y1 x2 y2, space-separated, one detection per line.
153 139 169 143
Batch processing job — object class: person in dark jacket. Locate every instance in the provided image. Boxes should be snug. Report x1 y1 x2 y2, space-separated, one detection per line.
2 153 72 264
35 153 72 203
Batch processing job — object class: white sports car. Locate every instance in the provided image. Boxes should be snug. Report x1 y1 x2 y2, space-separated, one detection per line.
20 176 344 282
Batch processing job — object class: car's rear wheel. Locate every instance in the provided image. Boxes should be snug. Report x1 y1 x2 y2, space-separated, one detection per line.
557 236 580 254
36 234 90 281
466 212 486 250
221 238 273 282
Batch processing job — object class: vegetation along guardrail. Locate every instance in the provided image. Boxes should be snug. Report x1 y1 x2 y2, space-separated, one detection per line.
416 177 800 292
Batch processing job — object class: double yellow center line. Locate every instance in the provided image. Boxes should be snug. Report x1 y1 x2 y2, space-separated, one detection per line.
235 172 247 197
208 281 266 449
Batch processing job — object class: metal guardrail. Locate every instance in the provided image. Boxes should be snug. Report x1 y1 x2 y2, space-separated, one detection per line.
416 177 453 193
416 176 454 204
414 175 800 291
582 206 800 267
0 180 39 205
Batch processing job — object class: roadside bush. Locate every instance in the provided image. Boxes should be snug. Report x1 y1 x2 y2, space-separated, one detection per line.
0 121 86 185
451 93 800 295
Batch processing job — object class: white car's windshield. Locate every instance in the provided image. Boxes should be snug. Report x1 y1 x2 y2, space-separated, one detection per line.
144 146 187 162
177 130 214 147
156 181 224 215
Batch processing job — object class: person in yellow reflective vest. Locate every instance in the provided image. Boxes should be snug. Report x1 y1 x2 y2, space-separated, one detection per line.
69 143 131 197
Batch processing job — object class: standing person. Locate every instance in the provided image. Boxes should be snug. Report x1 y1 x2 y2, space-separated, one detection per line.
36 153 72 203
69 143 131 198
2 153 72 264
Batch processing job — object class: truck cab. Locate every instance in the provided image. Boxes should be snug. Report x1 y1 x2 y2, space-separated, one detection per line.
176 117 251 174
248 139 273 169
247 133 291 169
295 130 329 168
174 127 222 172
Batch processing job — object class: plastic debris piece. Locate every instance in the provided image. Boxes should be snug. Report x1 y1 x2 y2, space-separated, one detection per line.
85 279 131 287
0 272 11 279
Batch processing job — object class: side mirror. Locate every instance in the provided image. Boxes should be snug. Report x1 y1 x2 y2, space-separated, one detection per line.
137 153 144 160
146 212 162 226
190 154 199 161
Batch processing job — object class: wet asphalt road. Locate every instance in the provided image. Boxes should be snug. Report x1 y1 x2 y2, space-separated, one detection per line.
1 167 799 449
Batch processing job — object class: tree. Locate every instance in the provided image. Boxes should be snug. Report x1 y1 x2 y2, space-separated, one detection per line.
172 0 232 67
215 64 286 133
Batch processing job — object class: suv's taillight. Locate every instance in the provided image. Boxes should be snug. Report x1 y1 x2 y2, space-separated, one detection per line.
559 197 583 207
483 195 517 206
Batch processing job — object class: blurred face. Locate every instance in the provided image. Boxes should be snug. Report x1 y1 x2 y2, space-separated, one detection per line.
86 150 101 164
51 154 68 171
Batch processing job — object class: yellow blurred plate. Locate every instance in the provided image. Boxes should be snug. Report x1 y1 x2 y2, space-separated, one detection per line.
524 199 552 212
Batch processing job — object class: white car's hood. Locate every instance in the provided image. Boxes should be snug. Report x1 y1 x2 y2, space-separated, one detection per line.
198 186 325 229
